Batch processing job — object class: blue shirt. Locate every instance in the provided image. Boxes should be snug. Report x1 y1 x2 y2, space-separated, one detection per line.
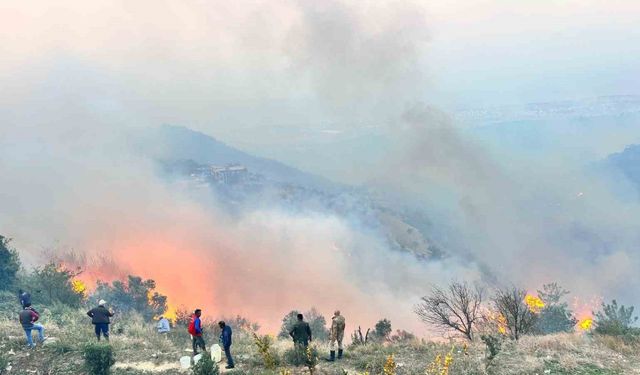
220 325 232 347
157 318 170 333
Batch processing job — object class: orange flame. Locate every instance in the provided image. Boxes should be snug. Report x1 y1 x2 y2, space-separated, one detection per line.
525 295 545 313
71 279 87 295
578 318 593 331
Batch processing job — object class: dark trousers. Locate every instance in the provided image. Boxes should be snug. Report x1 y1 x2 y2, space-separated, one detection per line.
224 345 234 367
94 323 109 340
295 340 309 348
192 335 206 354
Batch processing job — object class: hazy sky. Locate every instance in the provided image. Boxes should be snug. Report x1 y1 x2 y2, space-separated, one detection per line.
2 0 638 141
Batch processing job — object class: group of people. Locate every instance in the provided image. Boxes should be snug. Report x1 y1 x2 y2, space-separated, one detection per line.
187 309 235 369
17 289 347 369
18 290 115 347
286 310 346 362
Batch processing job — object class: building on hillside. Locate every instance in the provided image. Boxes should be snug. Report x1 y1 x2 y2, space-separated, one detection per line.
210 165 248 184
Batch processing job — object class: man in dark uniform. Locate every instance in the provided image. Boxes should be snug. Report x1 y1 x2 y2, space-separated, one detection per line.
87 299 114 341
289 313 312 347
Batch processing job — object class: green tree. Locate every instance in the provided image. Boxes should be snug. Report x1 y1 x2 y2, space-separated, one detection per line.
92 275 167 321
374 319 392 341
26 262 84 307
278 308 329 341
594 300 638 336
535 283 578 334
0 236 20 290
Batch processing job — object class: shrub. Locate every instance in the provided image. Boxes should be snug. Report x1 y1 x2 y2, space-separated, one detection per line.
374 319 393 341
383 354 396 375
390 329 416 343
0 350 9 375
0 236 20 290
284 344 318 367
0 290 20 319
174 305 192 327
594 300 639 336
305 345 319 375
350 326 371 346
83 343 115 375
192 352 219 375
252 333 278 369
480 334 501 360
47 339 75 354
426 347 454 375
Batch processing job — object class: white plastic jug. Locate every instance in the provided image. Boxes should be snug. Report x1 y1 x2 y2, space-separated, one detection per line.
193 353 203 364
179 356 191 369
211 344 223 363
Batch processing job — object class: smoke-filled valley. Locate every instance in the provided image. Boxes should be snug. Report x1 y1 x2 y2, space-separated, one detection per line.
2 1 640 374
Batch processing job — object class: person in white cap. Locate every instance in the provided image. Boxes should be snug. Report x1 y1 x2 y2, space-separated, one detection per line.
87 299 114 341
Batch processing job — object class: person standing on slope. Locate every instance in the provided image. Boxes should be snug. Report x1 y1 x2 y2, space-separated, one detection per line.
188 309 206 355
327 310 346 361
87 299 114 341
289 313 312 348
218 321 235 369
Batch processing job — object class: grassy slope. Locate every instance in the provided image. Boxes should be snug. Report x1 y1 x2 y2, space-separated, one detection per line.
1 309 640 375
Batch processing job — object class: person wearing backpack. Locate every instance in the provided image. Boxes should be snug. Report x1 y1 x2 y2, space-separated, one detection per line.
19 303 45 348
188 309 206 355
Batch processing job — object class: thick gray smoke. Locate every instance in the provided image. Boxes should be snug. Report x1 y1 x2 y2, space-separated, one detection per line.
1 0 638 335
374 104 640 312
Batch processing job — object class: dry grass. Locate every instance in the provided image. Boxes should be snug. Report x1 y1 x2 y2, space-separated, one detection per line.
2 313 640 375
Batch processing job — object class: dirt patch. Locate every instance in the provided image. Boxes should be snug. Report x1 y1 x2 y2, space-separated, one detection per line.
114 361 183 372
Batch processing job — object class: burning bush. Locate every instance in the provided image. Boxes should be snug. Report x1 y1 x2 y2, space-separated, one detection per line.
534 283 578 334
23 262 85 307
91 275 167 321
492 286 538 340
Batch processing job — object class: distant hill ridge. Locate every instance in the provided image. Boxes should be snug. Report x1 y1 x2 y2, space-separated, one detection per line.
135 125 338 189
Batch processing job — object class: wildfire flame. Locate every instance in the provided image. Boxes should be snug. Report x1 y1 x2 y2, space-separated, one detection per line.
71 279 87 295
572 295 601 333
485 311 508 335
578 318 593 331
525 294 545 313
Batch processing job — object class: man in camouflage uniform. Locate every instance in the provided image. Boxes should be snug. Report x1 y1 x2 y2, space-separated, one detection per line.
327 310 345 361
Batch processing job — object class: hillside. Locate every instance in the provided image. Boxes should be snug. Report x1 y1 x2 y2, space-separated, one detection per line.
1 308 638 375
132 125 337 190
604 144 640 190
